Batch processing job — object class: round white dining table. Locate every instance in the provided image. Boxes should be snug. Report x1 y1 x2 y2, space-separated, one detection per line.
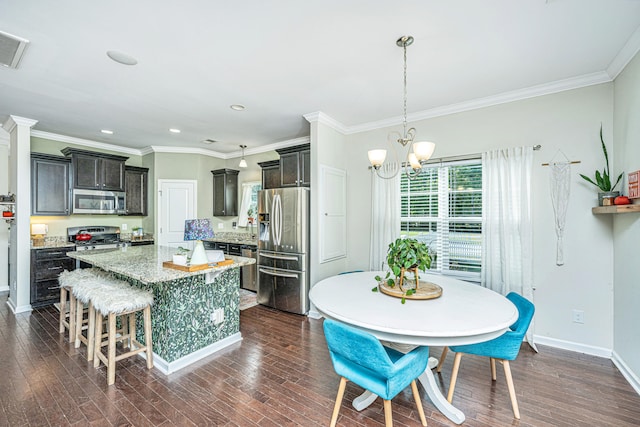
310 271 518 425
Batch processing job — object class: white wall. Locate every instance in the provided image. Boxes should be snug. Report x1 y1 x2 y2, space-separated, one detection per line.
344 83 616 353
612 50 640 387
309 117 349 288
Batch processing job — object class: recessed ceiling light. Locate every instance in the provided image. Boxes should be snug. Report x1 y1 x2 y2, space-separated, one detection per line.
169 128 181 134
106 50 138 66
201 139 217 144
101 129 113 135
230 104 245 111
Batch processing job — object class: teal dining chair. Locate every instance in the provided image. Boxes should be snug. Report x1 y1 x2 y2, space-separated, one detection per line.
436 292 535 419
323 318 429 427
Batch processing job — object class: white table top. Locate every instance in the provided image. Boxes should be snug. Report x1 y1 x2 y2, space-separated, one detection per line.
310 271 518 347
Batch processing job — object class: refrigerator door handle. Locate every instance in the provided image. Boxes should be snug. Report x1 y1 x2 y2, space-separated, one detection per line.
259 253 299 261
259 267 299 279
275 194 282 245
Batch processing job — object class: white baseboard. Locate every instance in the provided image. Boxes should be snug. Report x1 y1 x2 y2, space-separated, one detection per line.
141 332 242 375
0 285 9 293
612 350 640 395
5 299 32 315
533 334 612 358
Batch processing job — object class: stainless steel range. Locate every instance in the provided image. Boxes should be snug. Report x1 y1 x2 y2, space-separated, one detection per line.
67 225 122 250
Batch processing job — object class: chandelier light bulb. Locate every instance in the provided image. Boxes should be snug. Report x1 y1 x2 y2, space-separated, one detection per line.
368 149 387 169
413 141 436 162
408 153 421 170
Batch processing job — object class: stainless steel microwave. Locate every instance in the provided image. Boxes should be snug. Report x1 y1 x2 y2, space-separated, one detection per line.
71 189 126 214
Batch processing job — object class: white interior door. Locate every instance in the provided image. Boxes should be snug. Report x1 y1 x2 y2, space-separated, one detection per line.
157 180 197 248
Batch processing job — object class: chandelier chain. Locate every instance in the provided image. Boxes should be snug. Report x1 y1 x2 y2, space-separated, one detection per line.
403 41 408 140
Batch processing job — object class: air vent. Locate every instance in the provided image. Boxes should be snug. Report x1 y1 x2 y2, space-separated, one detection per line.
0 30 29 69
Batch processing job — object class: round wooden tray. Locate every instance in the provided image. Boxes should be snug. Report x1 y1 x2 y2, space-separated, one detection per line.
379 280 443 300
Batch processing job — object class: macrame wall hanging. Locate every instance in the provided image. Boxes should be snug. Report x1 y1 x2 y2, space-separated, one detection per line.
542 152 581 265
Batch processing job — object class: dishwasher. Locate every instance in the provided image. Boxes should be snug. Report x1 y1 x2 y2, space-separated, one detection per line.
241 245 257 291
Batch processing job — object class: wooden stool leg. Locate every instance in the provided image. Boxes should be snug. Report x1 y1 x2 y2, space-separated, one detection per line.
128 312 136 349
59 287 67 333
74 298 84 348
68 292 77 344
86 303 95 361
93 312 103 368
107 313 117 386
143 306 153 369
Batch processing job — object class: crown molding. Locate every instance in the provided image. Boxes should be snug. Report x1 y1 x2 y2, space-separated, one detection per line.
146 145 227 158
31 130 143 156
347 71 612 134
303 111 348 134
607 25 640 80
3 115 38 133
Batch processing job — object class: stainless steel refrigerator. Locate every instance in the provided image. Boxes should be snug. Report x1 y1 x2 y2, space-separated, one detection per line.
257 187 310 315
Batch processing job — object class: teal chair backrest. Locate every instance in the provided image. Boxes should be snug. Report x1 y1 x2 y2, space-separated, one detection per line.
323 318 430 400
323 318 395 377
450 291 535 361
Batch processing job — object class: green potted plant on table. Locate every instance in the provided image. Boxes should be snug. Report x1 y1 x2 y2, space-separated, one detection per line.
173 246 190 266
374 238 434 302
579 125 623 206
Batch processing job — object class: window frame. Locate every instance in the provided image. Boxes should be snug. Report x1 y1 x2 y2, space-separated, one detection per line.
400 157 483 282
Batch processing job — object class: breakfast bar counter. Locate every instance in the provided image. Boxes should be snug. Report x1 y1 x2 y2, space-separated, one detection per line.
68 245 256 374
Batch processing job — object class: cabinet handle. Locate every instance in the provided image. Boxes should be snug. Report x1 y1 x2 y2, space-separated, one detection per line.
48 266 63 271
48 286 61 290
45 252 64 256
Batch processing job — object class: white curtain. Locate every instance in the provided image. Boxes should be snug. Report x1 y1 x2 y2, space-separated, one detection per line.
369 164 401 271
482 146 536 350
237 183 254 227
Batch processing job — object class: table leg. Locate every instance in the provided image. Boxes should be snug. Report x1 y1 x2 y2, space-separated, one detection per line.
418 357 465 424
351 357 466 425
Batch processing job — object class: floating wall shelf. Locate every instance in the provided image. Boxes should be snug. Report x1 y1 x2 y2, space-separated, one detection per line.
592 204 640 214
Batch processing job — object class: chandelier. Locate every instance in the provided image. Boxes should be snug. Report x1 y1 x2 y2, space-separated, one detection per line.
368 36 436 180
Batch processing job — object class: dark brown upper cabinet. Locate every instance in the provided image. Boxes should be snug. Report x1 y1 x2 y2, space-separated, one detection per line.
276 144 310 187
258 160 280 190
123 166 149 216
31 153 71 216
212 168 239 216
61 147 128 191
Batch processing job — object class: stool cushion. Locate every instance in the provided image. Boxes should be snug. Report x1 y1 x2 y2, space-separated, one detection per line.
91 285 153 316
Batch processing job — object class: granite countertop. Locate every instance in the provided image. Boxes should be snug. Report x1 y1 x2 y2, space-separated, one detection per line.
66 245 255 285
31 241 76 250
120 233 155 243
205 232 258 246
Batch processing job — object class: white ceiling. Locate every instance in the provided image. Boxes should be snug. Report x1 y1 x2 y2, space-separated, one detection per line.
1 0 639 157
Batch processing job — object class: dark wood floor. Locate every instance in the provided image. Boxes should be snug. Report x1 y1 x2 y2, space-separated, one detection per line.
1 293 639 427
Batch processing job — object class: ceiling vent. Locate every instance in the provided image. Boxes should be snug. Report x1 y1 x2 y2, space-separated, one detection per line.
0 30 29 69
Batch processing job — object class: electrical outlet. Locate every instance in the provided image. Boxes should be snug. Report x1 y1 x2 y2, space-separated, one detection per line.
572 309 584 324
211 309 225 324
121 223 128 231
218 223 224 229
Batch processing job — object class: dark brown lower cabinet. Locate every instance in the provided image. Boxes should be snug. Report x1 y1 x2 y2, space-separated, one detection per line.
30 247 76 308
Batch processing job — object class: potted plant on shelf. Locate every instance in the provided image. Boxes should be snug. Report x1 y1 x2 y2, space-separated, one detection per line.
579 125 623 206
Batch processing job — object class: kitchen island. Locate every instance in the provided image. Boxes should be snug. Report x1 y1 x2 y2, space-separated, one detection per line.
67 245 255 374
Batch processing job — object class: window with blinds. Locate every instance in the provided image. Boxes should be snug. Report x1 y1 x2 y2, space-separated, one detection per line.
400 158 482 280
